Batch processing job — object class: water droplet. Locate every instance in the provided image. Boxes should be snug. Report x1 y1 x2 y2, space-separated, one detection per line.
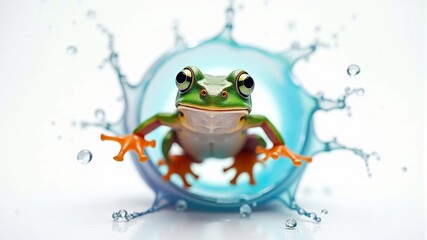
402 166 407 173
175 200 187 212
321 209 328 215
356 88 365 96
118 209 129 220
77 149 92 165
67 46 77 55
288 21 295 30
309 212 317 220
285 218 297 229
251 202 257 208
87 10 96 19
314 217 322 223
347 64 360 77
112 212 119 220
95 109 106 121
239 204 252 218
291 41 300 49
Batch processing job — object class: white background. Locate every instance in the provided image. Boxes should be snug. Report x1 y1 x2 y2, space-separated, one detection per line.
0 0 425 239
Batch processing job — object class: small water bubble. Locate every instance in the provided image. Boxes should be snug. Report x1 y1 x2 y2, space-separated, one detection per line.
345 87 352 94
239 204 252 218
175 200 187 212
356 88 365 96
87 10 96 19
285 218 297 229
309 212 317 220
77 149 92 165
347 64 361 77
402 166 407 173
321 209 328 215
251 202 257 208
291 41 300 49
314 217 322 223
118 209 128 219
66 46 77 55
112 212 119 221
95 109 106 121
288 21 295 30
322 186 332 195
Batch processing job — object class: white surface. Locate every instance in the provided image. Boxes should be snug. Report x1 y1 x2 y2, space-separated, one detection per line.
0 0 425 239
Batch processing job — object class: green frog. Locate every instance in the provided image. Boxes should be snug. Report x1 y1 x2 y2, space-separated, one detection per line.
101 66 311 188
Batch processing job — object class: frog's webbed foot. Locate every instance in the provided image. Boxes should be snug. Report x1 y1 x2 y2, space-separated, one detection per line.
224 150 264 185
255 144 312 167
158 154 199 188
101 133 156 162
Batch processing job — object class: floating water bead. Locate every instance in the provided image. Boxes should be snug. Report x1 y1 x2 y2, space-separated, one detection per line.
95 109 106 121
239 204 252 218
66 46 77 55
77 149 92 165
347 64 360 77
87 10 96 19
285 218 297 229
175 200 187 212
321 209 328 215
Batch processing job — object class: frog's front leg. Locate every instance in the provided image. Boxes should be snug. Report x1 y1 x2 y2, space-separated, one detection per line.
223 135 266 185
100 134 155 161
244 115 312 166
158 130 199 188
101 113 179 162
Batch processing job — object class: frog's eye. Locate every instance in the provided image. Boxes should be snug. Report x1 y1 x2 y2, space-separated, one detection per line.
176 68 194 93
236 72 254 98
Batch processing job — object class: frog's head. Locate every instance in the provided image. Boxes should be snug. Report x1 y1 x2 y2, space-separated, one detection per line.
175 66 254 113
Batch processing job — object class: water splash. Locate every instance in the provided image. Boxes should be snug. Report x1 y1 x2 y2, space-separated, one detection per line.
89 1 374 222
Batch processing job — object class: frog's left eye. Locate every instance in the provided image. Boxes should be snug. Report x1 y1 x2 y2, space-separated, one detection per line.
236 72 254 98
176 68 194 93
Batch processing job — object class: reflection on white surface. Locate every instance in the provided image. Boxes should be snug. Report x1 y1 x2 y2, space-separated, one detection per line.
1 190 423 240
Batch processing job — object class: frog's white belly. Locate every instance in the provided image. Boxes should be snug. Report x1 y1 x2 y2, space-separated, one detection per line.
176 106 249 160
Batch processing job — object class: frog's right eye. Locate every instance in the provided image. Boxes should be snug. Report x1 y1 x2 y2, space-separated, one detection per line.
176 68 194 93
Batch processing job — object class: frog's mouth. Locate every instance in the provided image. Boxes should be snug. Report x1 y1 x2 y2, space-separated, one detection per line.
176 103 250 113
176 104 249 134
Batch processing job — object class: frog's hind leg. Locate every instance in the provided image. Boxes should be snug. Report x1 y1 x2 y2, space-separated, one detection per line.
224 135 266 185
158 130 199 188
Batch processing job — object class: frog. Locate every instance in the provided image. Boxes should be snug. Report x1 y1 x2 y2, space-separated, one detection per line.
101 66 312 188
